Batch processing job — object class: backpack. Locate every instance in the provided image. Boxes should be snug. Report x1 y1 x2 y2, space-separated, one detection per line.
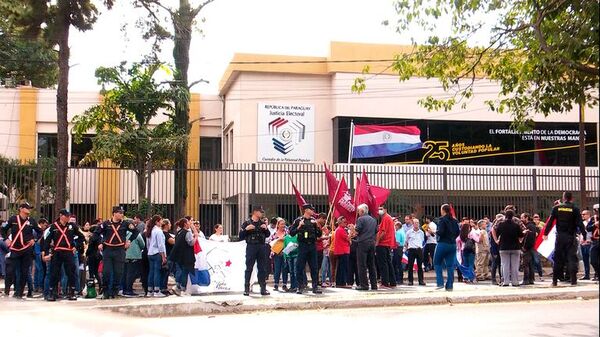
463 238 476 254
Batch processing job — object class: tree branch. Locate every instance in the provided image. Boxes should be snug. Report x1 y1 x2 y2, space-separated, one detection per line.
192 0 215 17
141 0 174 17
188 78 208 89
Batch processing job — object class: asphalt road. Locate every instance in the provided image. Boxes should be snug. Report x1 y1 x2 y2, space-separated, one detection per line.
2 299 598 337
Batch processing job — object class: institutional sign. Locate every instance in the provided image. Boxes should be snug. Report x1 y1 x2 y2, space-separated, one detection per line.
257 102 315 163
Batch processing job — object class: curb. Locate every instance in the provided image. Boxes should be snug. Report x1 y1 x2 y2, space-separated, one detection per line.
103 289 599 317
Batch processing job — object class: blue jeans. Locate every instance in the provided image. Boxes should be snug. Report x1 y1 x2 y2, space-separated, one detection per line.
273 254 288 286
321 254 331 283
433 242 456 289
286 256 298 289
335 254 350 286
533 251 543 277
581 244 591 278
462 251 476 282
34 253 44 290
148 254 162 292
44 261 52 297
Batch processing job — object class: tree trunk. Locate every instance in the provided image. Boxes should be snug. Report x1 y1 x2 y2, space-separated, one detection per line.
172 0 193 219
136 167 148 208
54 0 70 215
578 101 586 210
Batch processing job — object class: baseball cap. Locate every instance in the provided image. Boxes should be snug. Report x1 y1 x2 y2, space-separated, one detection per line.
19 202 33 209
58 208 71 216
252 205 265 213
112 206 125 214
302 203 315 211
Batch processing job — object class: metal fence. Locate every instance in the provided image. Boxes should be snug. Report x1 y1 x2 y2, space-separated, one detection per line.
1 162 598 236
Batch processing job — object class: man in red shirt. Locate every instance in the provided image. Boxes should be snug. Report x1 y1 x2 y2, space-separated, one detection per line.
376 205 397 288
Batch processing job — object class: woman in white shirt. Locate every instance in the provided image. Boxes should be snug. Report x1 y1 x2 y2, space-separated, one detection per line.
146 215 166 297
209 224 229 242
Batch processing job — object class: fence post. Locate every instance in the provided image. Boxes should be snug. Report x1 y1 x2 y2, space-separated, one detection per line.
349 165 355 195
443 167 449 203
532 168 538 212
251 163 256 209
35 160 41 215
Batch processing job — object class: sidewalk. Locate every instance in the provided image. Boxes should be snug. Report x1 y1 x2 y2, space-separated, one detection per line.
2 279 598 317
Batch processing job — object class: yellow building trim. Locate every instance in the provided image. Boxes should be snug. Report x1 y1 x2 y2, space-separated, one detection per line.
96 94 120 220
185 93 201 219
218 41 416 94
18 87 38 161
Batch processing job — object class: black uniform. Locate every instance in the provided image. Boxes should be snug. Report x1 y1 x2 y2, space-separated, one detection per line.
545 201 585 285
289 216 322 291
239 218 270 292
92 219 137 297
0 215 41 297
44 221 80 299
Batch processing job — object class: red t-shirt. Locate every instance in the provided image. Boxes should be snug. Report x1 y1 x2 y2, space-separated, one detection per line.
334 227 350 255
377 214 396 248
316 237 324 251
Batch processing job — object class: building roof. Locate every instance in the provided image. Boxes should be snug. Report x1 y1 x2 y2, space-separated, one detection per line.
218 41 415 95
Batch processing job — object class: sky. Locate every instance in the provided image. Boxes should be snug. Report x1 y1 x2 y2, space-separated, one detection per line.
68 0 408 94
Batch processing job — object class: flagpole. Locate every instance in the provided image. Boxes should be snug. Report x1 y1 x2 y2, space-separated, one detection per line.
325 179 344 226
347 120 354 164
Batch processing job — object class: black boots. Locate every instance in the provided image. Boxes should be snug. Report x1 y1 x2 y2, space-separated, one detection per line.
67 287 77 301
45 289 57 302
243 285 250 296
260 284 270 296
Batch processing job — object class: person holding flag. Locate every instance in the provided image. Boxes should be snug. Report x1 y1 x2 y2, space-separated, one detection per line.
289 204 323 294
543 192 585 286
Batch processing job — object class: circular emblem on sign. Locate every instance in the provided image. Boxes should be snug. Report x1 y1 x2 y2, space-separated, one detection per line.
281 129 292 141
382 132 391 142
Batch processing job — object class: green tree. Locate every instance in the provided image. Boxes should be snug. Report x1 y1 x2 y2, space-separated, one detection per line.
71 62 187 208
0 155 58 213
0 32 58 88
0 0 114 215
354 0 598 208
132 0 214 219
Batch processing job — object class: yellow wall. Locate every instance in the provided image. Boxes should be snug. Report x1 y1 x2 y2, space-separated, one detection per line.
95 94 120 220
185 93 201 219
18 87 38 161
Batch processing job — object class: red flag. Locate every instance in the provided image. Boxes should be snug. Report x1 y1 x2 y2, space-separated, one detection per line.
194 240 202 254
449 203 457 219
324 163 339 203
290 179 307 212
356 170 390 217
332 177 356 224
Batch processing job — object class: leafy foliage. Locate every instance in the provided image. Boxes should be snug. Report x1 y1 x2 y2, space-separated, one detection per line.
355 0 599 131
0 155 59 210
71 62 187 201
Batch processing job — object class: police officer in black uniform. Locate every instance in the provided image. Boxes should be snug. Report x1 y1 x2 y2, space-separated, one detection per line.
44 208 80 301
0 202 41 299
239 206 271 296
93 206 137 299
544 192 585 286
289 203 322 294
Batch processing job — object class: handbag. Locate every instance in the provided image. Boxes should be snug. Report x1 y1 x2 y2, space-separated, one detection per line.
271 239 284 254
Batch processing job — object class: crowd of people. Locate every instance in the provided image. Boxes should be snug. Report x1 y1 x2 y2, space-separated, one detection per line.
0 191 598 301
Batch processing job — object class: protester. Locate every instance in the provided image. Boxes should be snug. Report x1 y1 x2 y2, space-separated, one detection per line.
283 229 299 293
122 223 145 297
433 204 460 291
458 219 478 283
334 216 351 288
520 213 538 285
146 215 167 297
405 218 426 286
315 213 327 283
376 205 396 288
328 218 338 288
169 218 198 296
209 224 230 242
475 219 490 281
354 204 378 291
581 210 593 280
160 219 175 295
589 205 599 281
270 218 288 291
496 209 524 287
423 216 437 272
320 225 332 287
86 220 103 294
393 219 406 284
490 214 503 285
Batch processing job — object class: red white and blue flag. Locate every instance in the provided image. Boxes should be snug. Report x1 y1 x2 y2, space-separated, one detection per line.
351 124 422 159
